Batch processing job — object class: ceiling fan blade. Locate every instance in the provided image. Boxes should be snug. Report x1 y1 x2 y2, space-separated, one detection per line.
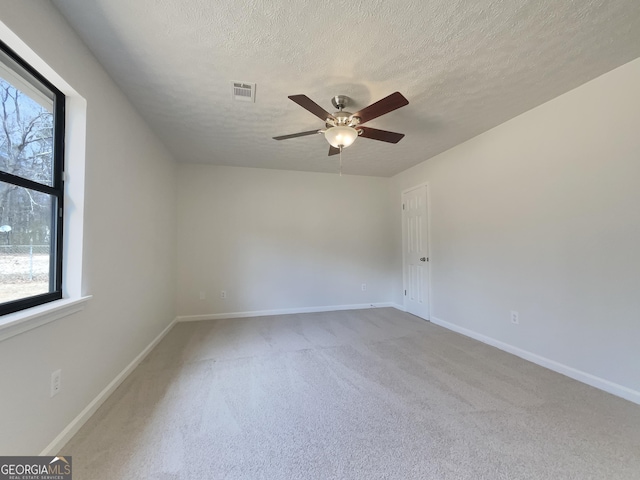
328 146 340 156
273 130 321 140
358 126 405 144
352 92 409 124
289 95 335 122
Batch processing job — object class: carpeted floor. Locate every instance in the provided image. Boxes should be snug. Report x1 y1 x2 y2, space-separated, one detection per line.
63 308 640 479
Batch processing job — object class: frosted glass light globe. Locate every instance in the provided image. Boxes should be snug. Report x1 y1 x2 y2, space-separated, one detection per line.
324 126 358 148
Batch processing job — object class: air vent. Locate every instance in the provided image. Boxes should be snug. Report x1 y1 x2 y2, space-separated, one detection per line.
232 82 256 102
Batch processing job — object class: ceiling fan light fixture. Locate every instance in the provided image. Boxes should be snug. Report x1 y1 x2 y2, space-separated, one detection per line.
324 126 358 149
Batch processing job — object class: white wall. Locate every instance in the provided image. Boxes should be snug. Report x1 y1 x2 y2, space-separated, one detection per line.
0 2 177 454
392 57 640 396
176 165 394 316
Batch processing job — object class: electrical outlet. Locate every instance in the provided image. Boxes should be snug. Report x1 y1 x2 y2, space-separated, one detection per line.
361 283 367 291
199 291 206 300
510 311 519 324
51 369 61 397
220 290 227 299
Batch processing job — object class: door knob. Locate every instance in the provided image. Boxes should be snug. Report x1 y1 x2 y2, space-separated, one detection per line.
420 257 426 262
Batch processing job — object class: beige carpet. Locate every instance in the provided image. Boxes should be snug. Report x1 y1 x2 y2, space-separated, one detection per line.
63 308 640 479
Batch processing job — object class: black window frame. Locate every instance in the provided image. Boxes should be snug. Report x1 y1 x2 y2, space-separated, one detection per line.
0 40 65 316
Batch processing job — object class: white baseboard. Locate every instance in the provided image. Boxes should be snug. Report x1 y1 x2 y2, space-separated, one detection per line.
176 302 395 322
430 316 640 405
40 317 178 455
390 303 406 312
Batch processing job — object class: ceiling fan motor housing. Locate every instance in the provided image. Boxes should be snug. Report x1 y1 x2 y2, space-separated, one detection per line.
326 110 361 128
328 95 362 129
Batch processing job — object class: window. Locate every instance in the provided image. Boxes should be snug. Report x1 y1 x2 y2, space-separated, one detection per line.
0 40 65 316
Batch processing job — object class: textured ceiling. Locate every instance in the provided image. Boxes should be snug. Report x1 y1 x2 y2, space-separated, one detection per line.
51 0 640 177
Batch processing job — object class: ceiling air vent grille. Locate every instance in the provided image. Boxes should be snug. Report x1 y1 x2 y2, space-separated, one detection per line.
232 82 256 102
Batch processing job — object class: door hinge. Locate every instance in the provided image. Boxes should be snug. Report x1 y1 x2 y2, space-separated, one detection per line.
404 290 406 296
402 203 405 210
59 207 63 218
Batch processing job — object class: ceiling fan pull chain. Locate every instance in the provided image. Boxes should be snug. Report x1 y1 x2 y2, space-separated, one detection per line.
339 146 342 177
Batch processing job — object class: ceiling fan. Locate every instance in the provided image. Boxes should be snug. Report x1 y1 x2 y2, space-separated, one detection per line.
273 92 409 156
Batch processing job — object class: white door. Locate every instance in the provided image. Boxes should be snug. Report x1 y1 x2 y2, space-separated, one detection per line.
403 185 429 319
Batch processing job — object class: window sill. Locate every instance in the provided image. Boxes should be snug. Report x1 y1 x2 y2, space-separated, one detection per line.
0 296 92 342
